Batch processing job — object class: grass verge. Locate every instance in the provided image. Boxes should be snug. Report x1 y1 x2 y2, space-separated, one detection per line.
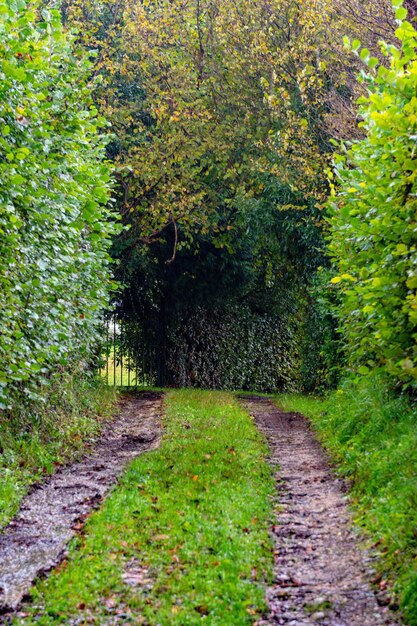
276 375 417 625
0 374 116 530
16 389 274 625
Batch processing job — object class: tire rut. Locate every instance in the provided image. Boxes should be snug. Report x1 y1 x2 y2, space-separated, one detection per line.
0 391 162 615
240 397 400 626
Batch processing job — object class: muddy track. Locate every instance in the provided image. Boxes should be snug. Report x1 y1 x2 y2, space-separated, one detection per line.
0 391 162 615
240 397 400 626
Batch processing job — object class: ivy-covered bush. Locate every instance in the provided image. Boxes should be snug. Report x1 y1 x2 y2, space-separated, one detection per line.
0 2 119 410
328 2 417 388
165 306 300 392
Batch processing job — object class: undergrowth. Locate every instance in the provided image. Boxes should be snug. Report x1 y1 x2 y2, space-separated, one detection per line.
0 373 116 529
277 375 417 625
17 389 274 625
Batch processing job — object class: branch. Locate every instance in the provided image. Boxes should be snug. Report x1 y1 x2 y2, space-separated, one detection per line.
166 215 178 265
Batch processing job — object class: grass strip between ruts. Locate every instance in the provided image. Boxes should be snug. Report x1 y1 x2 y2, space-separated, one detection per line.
16 389 275 625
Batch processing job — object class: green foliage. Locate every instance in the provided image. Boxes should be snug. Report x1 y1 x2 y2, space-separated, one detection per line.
0 1 120 410
0 374 115 529
21 390 274 625
328 8 417 387
166 306 299 392
65 0 398 393
279 377 417 625
113 196 318 391
66 0 395 245
300 269 344 392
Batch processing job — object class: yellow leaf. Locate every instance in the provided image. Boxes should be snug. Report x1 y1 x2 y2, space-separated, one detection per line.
363 305 375 314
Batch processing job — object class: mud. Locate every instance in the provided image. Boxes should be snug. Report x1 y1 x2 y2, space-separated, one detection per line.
240 397 400 626
0 391 162 614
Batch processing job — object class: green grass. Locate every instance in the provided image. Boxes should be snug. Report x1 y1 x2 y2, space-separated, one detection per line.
100 350 155 387
101 356 152 387
276 376 417 625
0 375 116 530
16 389 275 625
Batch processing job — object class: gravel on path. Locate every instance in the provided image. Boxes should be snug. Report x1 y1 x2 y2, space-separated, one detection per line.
240 396 400 626
0 391 162 615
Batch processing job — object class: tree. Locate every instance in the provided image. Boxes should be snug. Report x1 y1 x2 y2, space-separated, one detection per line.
65 0 398 391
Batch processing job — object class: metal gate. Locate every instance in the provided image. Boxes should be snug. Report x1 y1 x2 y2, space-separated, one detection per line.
101 314 157 387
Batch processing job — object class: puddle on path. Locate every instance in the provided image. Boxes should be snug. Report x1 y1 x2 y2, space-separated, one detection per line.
0 391 162 614
240 397 400 626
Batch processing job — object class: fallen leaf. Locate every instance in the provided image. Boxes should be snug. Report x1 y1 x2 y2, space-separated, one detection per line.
152 534 169 542
103 597 118 609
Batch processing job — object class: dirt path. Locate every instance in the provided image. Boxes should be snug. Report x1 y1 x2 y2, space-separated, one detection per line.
241 397 399 626
0 391 162 615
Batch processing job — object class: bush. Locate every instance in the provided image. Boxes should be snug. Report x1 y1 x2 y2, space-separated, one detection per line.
328 4 417 388
300 269 344 393
0 2 120 411
165 306 300 392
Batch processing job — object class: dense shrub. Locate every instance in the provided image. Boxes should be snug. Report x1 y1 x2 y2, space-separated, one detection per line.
300 270 344 393
0 2 119 410
328 5 417 388
165 306 300 392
